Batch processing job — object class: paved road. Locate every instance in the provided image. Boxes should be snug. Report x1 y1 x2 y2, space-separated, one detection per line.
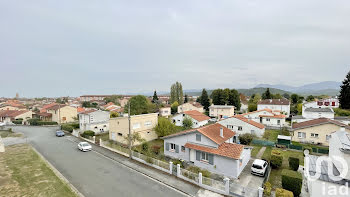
7 126 189 197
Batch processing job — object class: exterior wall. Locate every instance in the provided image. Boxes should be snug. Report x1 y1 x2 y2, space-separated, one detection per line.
257 104 290 116
159 107 171 117
118 98 129 107
240 104 248 113
79 110 110 131
194 154 239 178
303 98 339 110
260 117 286 127
109 113 158 145
14 111 33 124
83 122 109 134
292 124 350 146
218 118 265 137
209 106 235 119
49 106 77 123
177 103 204 113
172 114 208 128
303 111 334 119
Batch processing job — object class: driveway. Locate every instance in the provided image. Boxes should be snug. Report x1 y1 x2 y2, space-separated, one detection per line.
6 126 194 197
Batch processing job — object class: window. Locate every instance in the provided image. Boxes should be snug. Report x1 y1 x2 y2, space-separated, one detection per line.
103 125 106 127
132 123 141 129
238 126 242 131
196 134 201 141
118 133 123 136
181 146 185 152
201 152 209 161
170 143 176 150
298 132 306 138
332 102 336 106
326 135 331 141
94 126 98 129
144 121 152 127
318 101 323 106
311 133 319 138
325 102 330 106
277 120 281 125
266 118 270 121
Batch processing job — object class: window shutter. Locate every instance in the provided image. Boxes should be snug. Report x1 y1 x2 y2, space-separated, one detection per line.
165 142 169 151
175 145 179 153
208 154 214 165
196 151 200 161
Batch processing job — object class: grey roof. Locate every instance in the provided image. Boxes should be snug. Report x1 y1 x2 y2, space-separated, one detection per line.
335 130 350 152
304 108 334 113
292 115 305 119
308 155 350 186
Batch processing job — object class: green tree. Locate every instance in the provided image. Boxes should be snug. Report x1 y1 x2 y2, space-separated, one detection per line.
291 94 300 104
339 71 350 109
171 101 179 114
248 104 257 112
124 95 150 115
82 101 91 108
124 132 145 146
199 89 210 111
262 88 272 99
182 116 193 129
211 89 224 105
273 93 283 99
228 89 241 110
56 98 65 104
155 117 177 137
152 90 159 103
306 95 315 102
110 111 119 118
184 94 188 103
170 82 183 104
283 93 290 99
104 95 121 105
297 103 303 115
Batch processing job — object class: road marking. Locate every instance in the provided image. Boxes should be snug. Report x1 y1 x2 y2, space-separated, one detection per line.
65 137 193 197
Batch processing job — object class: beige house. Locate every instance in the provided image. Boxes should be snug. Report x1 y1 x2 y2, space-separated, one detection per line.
177 102 204 113
46 104 78 123
109 113 158 146
292 118 350 146
0 105 27 111
159 106 171 118
118 98 129 107
0 110 33 124
209 104 235 119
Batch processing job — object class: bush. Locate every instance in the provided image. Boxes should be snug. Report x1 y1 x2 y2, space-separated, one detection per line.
288 157 299 171
182 117 193 129
172 159 184 168
239 133 253 145
270 149 283 169
142 142 149 152
70 123 80 129
281 169 302 197
187 166 211 177
275 188 294 197
155 117 177 137
81 130 95 138
28 118 41 125
13 120 23 125
151 145 161 155
61 124 74 132
263 182 272 197
37 121 58 125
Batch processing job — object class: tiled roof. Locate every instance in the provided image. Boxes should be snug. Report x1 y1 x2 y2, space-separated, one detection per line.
77 107 85 113
184 142 244 160
80 109 97 114
259 114 286 118
292 118 350 130
162 123 235 145
183 110 210 122
0 110 29 118
189 102 203 108
36 112 52 117
46 104 66 110
233 115 265 129
242 108 274 115
258 99 290 105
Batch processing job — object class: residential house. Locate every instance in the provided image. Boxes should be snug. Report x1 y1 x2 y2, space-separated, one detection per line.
40 103 58 113
109 113 158 146
218 115 265 137
0 110 33 124
34 112 52 121
161 123 251 179
305 128 350 197
242 109 287 128
159 106 171 118
102 102 122 112
293 108 335 123
118 97 129 107
177 102 204 113
257 99 290 116
303 98 339 109
0 100 26 111
79 109 109 134
46 104 78 123
80 95 111 102
172 110 210 128
209 104 235 119
239 94 249 113
292 118 350 146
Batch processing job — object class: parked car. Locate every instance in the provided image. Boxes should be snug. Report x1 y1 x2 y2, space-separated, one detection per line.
209 118 217 122
78 142 92 152
0 122 5 126
251 159 268 176
56 130 65 137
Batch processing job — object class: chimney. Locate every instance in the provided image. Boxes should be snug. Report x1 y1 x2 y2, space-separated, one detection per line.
220 127 223 138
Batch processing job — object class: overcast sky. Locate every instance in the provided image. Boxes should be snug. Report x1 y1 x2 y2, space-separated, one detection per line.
1 1 350 98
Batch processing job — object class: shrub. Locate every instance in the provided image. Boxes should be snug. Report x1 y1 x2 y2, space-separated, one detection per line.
263 182 272 197
37 121 58 125
81 130 95 138
28 118 41 125
172 159 184 168
61 124 74 132
182 117 193 129
282 169 302 197
142 142 149 152
275 188 294 197
270 149 283 168
151 145 161 155
8 128 12 132
288 157 299 171
13 120 23 125
187 166 211 177
239 133 253 145
70 123 80 129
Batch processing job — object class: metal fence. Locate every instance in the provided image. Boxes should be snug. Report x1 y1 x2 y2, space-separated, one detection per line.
252 139 275 146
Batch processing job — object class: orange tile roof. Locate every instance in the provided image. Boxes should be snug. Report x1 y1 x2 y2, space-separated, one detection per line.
292 118 350 130
0 110 29 118
183 110 210 122
233 115 265 129
185 142 244 160
259 114 286 118
40 103 58 113
162 123 235 145
77 107 85 113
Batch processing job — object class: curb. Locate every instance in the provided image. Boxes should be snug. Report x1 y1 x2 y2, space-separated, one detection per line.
31 145 85 197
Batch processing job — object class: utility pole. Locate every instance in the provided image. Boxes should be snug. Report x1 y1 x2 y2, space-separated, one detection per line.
128 101 132 159
58 103 61 129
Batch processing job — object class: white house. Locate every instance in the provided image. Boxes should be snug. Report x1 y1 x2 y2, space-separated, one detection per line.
161 123 251 179
241 109 287 127
79 109 110 134
172 110 210 128
257 99 290 116
305 128 350 197
218 115 265 137
303 98 339 109
159 106 171 118
293 108 335 123
209 104 235 119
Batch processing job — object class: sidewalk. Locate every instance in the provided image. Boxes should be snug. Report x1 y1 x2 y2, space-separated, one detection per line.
66 135 215 197
255 146 266 159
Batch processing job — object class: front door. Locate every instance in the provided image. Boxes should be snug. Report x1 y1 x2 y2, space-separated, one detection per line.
189 149 195 162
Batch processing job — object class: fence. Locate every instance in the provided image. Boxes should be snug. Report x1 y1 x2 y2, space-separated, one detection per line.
312 147 329 154
287 144 303 150
252 139 275 146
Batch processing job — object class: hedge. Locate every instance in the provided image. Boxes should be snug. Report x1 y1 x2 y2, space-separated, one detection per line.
271 149 283 169
263 182 272 197
13 120 23 125
239 133 253 145
288 157 299 171
276 188 294 197
37 121 58 125
282 169 302 197
81 130 95 138
61 124 74 132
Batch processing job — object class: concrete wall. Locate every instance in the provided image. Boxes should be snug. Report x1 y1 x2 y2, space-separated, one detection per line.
177 103 204 113
260 117 286 127
218 117 265 137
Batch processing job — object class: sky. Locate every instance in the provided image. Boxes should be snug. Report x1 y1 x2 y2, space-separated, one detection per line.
1 0 350 98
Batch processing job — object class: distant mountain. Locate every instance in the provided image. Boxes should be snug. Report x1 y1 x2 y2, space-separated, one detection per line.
178 88 291 97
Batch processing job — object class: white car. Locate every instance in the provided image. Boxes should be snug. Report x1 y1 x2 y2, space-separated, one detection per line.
0 122 5 126
78 142 92 152
251 159 268 176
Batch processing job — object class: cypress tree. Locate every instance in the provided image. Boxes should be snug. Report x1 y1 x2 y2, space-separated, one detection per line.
339 71 350 109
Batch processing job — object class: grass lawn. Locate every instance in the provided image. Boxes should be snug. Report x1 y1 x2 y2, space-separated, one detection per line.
261 146 272 161
0 144 77 197
0 130 22 138
251 145 263 158
263 130 280 142
95 132 109 141
268 148 304 190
